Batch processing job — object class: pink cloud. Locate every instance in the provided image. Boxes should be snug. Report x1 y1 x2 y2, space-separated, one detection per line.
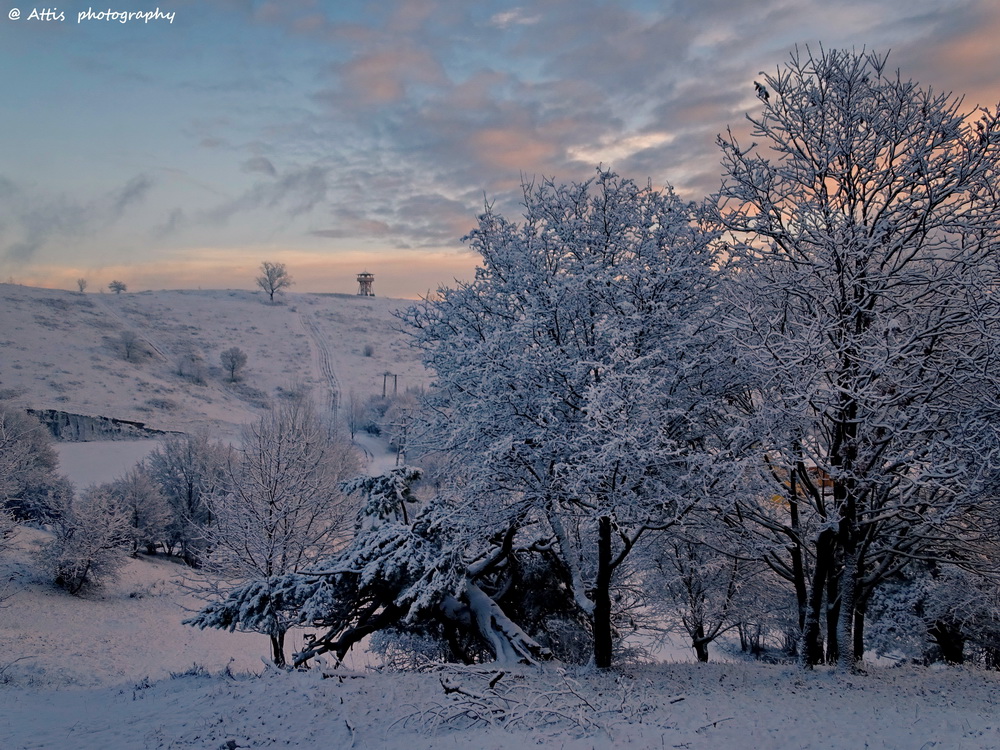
341 47 445 104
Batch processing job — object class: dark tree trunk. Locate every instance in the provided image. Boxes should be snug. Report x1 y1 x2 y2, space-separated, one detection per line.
270 630 286 667
928 621 965 664
826 556 841 665
853 592 869 663
802 529 835 666
694 624 710 662
787 469 808 634
593 515 614 669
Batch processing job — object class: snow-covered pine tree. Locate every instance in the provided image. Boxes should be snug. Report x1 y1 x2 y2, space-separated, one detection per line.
188 466 553 668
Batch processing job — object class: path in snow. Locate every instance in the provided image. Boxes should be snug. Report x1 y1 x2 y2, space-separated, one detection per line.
90 294 169 362
298 310 341 421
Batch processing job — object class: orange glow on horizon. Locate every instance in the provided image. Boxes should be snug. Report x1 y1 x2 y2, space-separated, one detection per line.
10 247 480 300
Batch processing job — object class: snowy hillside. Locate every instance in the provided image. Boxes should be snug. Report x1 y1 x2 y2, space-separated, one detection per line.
0 284 428 440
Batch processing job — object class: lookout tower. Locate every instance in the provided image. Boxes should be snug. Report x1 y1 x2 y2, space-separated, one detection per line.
356 271 375 296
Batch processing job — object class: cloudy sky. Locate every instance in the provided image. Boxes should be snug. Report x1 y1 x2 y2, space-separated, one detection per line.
2 0 999 298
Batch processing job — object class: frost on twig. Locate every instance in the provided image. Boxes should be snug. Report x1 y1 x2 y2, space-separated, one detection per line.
396 665 658 739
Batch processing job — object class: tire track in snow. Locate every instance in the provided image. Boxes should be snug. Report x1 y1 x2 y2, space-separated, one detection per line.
90 294 169 361
298 311 340 419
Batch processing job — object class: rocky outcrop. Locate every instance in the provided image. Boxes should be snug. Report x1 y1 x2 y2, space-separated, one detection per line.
26 408 173 442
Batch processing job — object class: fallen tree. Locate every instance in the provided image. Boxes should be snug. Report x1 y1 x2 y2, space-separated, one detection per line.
186 467 555 668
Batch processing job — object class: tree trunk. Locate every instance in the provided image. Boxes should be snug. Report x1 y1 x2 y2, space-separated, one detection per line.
801 529 834 666
787 468 808 634
693 624 710 662
270 630 286 667
464 582 550 665
825 555 841 665
836 552 858 671
593 515 614 669
853 594 868 663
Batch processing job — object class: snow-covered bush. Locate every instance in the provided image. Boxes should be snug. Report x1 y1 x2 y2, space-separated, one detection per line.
868 565 1000 666
0 506 16 553
39 486 131 595
0 404 71 522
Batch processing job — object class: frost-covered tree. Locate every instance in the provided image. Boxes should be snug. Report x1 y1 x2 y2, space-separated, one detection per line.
108 466 172 556
401 170 729 668
118 330 141 361
219 347 247 382
76 278 87 293
108 280 127 294
642 521 766 662
147 431 230 565
256 261 292 302
193 402 360 666
715 48 1000 669
40 486 131 595
0 404 70 522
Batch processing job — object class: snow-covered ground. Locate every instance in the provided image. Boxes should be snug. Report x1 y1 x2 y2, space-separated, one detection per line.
0 284 428 441
2 537 997 750
55 440 164 489
3 283 1000 749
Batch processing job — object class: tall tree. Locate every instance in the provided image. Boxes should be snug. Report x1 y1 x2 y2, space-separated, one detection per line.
715 48 1000 669
402 170 728 668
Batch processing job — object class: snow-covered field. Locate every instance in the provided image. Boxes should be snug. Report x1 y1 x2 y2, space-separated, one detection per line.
3 283 1000 749
0 284 428 441
2 536 998 750
2 519 998 750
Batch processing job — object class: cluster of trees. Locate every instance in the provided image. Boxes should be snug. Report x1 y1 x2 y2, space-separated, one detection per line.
0 399 358 670
7 48 997 673
75 258 292 301
191 49 1000 672
0 406 230 593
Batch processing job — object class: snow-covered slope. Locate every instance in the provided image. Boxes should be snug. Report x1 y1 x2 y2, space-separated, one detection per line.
0 284 428 440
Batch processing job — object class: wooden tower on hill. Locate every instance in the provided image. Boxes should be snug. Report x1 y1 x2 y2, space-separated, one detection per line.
357 271 375 296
